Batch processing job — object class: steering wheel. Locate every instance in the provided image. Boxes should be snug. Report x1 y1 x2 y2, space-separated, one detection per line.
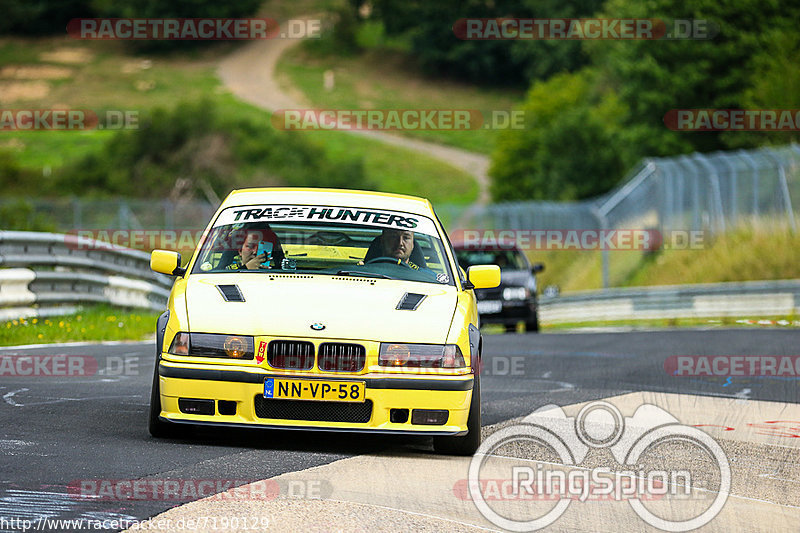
365 256 412 268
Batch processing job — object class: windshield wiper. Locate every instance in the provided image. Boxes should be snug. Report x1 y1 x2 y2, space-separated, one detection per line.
335 270 396 280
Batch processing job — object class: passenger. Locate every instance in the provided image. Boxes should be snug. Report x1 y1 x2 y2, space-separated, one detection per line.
226 223 285 270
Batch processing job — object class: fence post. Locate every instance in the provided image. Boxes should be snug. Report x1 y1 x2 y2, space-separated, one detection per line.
738 151 760 218
72 197 82 229
693 153 726 234
591 207 610 288
762 149 797 233
722 154 738 225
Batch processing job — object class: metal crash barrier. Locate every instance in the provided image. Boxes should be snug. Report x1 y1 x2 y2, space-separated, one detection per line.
0 231 171 322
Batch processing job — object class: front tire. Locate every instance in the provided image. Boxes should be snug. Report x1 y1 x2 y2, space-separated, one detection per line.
433 372 481 455
148 359 179 438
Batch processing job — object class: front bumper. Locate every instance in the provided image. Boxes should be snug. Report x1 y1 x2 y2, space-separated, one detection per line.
157 361 474 436
479 300 536 325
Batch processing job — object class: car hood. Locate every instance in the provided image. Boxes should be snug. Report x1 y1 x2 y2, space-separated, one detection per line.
184 274 457 343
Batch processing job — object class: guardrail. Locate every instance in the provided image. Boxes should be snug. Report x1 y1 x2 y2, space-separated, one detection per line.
539 279 800 324
0 231 171 321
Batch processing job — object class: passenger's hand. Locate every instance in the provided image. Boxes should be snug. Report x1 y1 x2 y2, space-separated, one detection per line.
245 253 267 269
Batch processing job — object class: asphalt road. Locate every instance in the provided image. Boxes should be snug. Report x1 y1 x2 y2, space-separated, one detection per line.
0 329 797 532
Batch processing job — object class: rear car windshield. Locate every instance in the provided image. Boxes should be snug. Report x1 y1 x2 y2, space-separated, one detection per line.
455 249 528 271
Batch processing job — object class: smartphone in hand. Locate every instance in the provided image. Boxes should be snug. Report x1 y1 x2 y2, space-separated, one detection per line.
256 241 273 265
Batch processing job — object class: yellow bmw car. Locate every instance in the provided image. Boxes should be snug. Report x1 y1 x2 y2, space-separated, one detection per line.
148 188 499 454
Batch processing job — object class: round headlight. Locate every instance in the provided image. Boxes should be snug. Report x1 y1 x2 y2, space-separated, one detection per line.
383 344 411 366
224 336 247 358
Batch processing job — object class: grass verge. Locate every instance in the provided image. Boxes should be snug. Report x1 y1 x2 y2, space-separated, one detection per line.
0 36 477 204
0 305 159 346
527 222 800 293
277 45 523 155
542 315 800 331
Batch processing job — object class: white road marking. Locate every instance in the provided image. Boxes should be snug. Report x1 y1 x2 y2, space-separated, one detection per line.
734 388 752 400
758 471 800 484
3 388 29 407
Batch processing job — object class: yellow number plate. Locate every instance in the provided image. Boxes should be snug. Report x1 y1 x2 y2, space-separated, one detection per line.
264 378 365 402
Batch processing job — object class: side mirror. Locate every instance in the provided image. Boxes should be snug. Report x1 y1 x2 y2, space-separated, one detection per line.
151 250 185 276
532 263 545 274
466 265 501 289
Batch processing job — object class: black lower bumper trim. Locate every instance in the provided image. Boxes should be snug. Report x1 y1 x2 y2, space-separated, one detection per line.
159 364 473 391
159 416 467 437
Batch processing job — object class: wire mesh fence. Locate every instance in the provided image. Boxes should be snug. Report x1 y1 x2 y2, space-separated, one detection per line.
456 143 799 287
461 143 799 235
1 143 797 287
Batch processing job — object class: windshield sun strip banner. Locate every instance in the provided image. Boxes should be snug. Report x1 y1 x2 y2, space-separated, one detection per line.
213 204 440 237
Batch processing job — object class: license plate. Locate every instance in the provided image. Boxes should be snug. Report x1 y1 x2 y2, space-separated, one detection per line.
264 378 365 402
477 300 502 314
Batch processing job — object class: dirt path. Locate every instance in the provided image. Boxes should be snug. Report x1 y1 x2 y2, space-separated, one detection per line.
217 22 490 206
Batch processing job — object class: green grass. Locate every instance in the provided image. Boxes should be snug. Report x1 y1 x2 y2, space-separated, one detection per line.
0 305 159 346
626 222 800 286
0 36 476 204
277 45 523 155
526 222 800 294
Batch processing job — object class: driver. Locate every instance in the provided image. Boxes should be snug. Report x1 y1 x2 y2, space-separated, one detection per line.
381 228 414 263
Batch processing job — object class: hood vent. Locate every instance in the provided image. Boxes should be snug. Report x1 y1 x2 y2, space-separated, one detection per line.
217 284 245 302
396 292 426 311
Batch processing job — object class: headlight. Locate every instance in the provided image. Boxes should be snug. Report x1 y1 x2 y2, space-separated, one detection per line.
168 332 254 359
379 343 465 368
502 286 528 300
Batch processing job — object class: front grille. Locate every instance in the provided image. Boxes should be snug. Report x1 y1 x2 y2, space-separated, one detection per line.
268 340 315 370
318 343 366 372
254 397 373 423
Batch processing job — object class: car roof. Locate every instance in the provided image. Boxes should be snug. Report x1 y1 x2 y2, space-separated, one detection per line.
220 188 435 217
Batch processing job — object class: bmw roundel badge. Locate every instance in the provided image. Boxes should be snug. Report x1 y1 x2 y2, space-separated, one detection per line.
310 322 326 331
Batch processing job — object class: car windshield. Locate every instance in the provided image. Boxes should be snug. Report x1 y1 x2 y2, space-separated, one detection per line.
456 249 528 271
191 204 455 285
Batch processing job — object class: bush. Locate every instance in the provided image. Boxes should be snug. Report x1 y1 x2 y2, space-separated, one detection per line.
489 70 629 201
51 101 371 199
0 199 57 231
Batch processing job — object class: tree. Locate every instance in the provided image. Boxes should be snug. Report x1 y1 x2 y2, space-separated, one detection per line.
490 70 629 201
586 0 800 156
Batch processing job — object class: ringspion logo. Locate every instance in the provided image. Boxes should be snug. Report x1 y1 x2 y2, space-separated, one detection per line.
467 401 730 531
